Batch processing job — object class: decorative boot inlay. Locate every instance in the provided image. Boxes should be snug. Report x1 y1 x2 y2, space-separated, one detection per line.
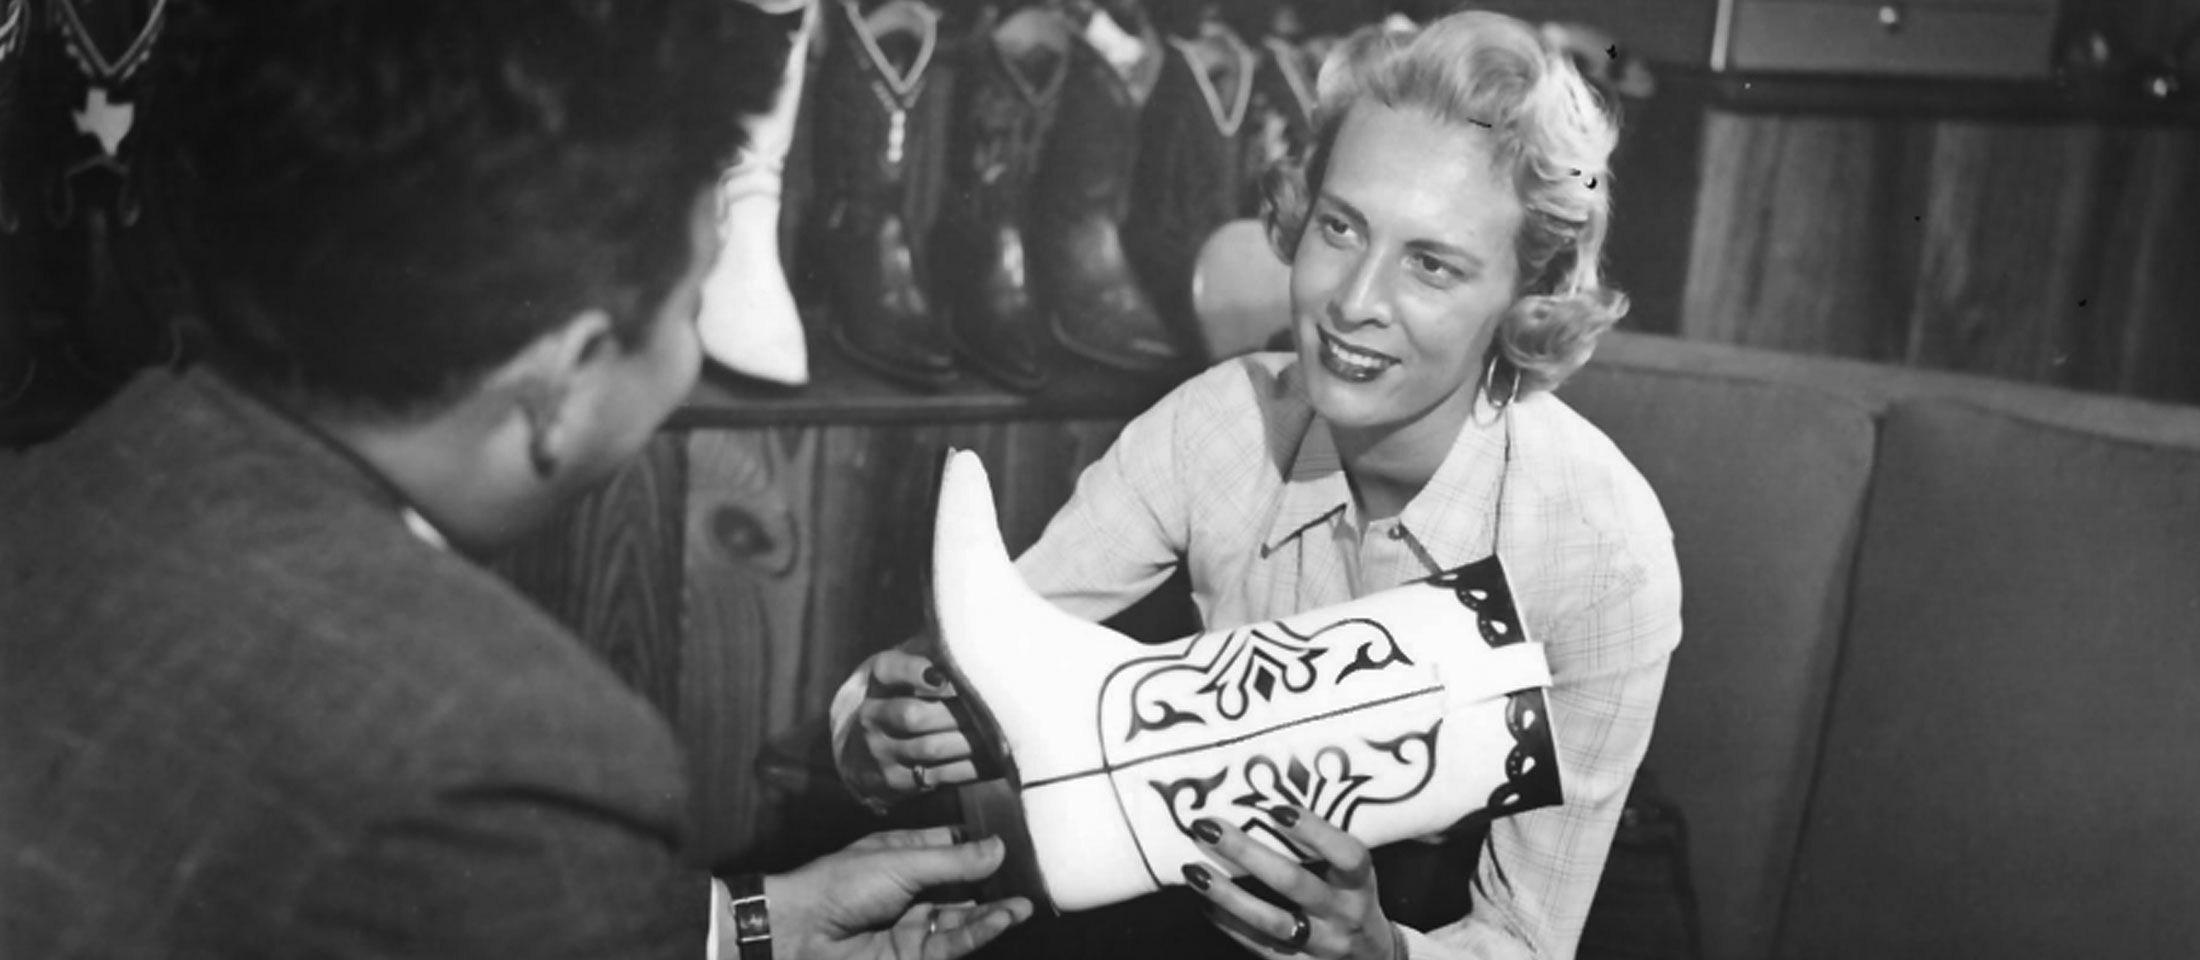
815 0 957 389
932 449 1564 912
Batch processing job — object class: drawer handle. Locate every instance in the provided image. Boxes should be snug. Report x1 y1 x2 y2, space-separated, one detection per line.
1878 4 1904 33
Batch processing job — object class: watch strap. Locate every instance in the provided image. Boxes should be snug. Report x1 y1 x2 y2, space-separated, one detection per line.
726 872 772 960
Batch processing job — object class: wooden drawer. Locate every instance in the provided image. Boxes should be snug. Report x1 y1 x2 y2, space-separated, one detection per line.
1718 0 2059 77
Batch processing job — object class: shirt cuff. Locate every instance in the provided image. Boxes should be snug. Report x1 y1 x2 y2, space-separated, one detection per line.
706 878 729 960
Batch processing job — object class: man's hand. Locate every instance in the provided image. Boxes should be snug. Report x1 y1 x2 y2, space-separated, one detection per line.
760 827 1033 960
837 649 980 803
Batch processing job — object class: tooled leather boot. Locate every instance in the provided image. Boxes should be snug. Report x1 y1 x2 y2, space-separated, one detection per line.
1122 23 1260 366
928 8 1068 394
815 0 958 390
1028 14 1186 376
931 449 1565 913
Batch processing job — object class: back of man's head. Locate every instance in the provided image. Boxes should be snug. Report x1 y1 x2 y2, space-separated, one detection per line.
153 0 788 420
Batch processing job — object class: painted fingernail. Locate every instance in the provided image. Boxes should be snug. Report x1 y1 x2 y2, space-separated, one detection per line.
1192 819 1224 844
1182 863 1212 890
1270 806 1300 827
923 666 945 686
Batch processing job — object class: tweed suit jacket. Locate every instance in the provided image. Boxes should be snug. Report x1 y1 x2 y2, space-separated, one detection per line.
0 368 707 959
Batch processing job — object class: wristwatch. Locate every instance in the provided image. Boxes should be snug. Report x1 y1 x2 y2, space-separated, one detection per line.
726 873 772 960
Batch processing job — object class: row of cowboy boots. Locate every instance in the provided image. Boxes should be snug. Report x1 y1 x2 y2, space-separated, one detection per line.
788 1 1325 393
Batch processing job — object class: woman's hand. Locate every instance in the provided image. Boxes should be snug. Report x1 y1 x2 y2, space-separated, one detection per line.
1181 807 1407 960
837 648 981 803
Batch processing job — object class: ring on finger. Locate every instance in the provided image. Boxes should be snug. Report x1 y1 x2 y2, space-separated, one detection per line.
926 905 940 936
910 763 930 790
1284 907 1311 952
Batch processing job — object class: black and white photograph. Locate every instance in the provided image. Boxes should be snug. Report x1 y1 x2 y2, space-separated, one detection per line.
5 2 2197 958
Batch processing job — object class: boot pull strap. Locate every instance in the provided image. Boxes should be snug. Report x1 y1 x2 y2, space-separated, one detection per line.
849 0 938 99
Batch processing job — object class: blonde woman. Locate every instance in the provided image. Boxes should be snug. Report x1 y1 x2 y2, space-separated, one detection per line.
841 10 1679 958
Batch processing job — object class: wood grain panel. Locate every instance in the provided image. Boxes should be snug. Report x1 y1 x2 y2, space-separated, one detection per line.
1681 107 2200 405
1905 122 2107 384
1682 111 1922 360
2097 130 2200 405
681 426 819 867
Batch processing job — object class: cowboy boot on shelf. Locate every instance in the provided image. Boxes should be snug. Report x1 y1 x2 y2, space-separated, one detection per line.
700 1 816 387
1028 10 1186 376
1121 20 1259 367
814 0 958 390
927 7 1067 394
41 0 185 384
931 449 1564 913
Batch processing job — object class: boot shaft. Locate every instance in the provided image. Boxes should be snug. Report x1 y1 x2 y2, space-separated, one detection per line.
1032 27 1154 223
1126 29 1259 241
1122 27 1260 349
814 0 939 230
937 11 1064 229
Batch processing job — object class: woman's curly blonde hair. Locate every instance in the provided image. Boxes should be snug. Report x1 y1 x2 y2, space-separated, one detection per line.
1261 11 1628 398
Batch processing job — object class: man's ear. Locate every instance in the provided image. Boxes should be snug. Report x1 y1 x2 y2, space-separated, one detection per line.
504 309 617 478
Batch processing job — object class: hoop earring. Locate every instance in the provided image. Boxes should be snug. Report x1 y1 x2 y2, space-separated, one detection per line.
1473 356 1520 426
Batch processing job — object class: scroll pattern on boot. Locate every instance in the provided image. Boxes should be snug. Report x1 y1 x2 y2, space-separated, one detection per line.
1097 555 1564 886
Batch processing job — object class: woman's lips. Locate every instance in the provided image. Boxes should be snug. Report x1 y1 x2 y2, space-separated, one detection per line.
1317 330 1398 383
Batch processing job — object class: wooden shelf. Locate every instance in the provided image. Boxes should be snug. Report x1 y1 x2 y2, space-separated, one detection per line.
673 319 1198 429
1670 68 2200 125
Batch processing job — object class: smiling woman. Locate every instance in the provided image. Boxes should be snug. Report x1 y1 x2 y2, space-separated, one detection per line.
834 9 1679 960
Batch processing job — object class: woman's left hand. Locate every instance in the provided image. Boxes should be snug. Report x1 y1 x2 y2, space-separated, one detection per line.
1180 807 1405 960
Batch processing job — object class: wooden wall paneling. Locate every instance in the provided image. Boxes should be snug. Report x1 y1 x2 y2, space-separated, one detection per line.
2098 130 2200 405
682 425 820 867
1681 112 1923 360
488 432 688 717
1904 122 2110 386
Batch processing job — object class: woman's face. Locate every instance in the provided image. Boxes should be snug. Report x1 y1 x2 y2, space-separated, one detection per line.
1289 101 1523 446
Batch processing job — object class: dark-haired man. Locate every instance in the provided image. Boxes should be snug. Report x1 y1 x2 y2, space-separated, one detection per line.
0 2 1029 957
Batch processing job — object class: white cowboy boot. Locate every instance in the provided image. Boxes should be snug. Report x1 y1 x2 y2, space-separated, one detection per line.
931 449 1565 913
700 0 815 386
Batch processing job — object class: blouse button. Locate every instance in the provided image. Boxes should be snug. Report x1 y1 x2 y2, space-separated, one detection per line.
1387 526 1407 541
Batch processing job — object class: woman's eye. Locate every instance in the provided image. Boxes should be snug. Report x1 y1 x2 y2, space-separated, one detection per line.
1411 253 1460 281
1318 215 1353 241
